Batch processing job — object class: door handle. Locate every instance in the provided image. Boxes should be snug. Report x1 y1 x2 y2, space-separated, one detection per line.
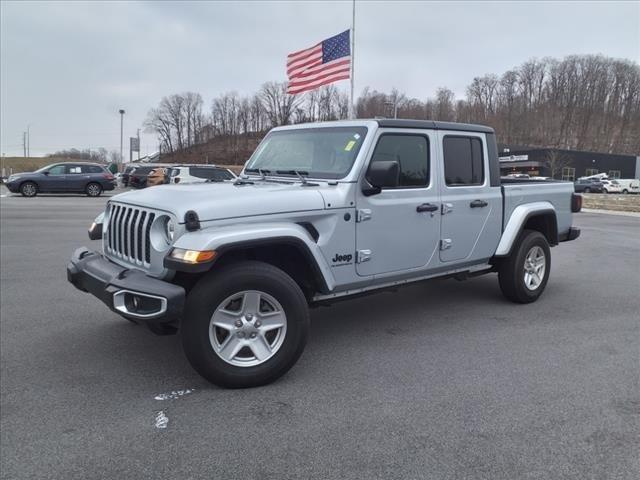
470 199 488 208
416 203 439 213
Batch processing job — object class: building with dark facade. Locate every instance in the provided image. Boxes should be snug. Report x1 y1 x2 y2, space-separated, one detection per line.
498 146 640 180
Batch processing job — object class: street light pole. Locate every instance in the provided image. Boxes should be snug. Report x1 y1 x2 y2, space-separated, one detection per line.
119 109 125 165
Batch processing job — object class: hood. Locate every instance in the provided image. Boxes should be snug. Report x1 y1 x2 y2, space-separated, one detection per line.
110 181 326 222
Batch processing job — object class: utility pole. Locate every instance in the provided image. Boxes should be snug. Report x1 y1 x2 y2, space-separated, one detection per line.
27 125 30 157
137 129 140 161
119 109 125 165
23 132 26 157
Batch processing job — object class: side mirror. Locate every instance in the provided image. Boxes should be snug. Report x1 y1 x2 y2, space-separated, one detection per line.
362 160 399 196
43 171 50 176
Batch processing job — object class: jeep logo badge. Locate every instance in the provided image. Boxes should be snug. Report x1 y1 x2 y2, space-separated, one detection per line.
332 253 353 264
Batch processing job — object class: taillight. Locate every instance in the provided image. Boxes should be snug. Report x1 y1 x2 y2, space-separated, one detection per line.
571 193 582 213
174 178 180 184
103 173 114 180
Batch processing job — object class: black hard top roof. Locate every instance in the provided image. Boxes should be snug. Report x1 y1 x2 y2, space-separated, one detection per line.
375 119 494 134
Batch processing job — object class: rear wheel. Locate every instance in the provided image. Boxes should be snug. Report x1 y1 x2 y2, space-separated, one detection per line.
583 187 591 193
498 230 551 304
181 261 309 388
85 182 102 197
622 189 628 194
20 181 37 197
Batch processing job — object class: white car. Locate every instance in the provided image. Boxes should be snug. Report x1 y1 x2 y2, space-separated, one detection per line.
168 165 236 184
602 179 623 194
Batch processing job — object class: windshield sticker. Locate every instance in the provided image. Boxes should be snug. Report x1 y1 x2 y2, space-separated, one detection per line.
344 140 356 151
353 133 361 139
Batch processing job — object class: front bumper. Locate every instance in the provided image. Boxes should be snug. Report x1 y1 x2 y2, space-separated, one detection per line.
67 248 185 323
5 182 20 193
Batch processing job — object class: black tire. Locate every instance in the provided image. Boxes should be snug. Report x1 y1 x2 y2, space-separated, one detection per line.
498 229 551 304
583 187 591 193
622 189 628 194
85 182 102 197
181 261 310 388
20 181 37 197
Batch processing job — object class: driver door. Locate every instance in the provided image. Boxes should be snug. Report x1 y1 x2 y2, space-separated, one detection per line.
355 129 441 277
39 164 68 191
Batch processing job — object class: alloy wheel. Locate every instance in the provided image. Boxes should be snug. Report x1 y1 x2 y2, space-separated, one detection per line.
209 290 287 367
523 246 546 291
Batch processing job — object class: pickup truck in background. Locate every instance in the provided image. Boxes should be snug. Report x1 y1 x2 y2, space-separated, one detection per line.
68 119 581 388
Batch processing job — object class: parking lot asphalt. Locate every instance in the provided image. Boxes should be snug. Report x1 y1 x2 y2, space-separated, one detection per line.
1 188 639 480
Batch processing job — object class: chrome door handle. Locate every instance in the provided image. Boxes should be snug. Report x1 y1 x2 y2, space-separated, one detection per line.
416 203 439 213
470 200 488 208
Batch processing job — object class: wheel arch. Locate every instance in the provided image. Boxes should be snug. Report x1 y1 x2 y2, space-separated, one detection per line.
167 224 335 297
494 202 558 257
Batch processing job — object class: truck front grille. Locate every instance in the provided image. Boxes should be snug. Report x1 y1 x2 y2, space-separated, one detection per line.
106 203 156 265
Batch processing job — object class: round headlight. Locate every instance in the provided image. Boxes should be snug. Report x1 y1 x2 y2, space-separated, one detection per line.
149 215 175 251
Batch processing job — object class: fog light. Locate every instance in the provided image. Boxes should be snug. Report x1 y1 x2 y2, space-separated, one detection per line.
170 248 216 264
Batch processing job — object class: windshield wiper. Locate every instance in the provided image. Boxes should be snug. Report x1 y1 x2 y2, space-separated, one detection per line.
276 170 319 186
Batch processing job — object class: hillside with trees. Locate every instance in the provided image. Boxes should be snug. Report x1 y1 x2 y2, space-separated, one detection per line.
144 54 640 166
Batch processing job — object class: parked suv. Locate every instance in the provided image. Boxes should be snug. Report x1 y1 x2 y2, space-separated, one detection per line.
128 166 156 189
68 119 581 388
169 165 236 184
6 162 115 197
574 178 604 193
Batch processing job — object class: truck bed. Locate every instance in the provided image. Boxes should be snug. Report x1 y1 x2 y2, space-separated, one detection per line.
502 181 574 236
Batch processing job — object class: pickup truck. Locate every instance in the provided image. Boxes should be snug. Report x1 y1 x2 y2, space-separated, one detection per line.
67 119 581 388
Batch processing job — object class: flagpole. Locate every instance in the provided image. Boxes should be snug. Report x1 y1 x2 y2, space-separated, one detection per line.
349 0 356 119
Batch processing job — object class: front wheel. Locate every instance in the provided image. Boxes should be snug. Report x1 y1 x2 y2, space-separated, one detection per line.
622 189 628 194
498 230 551 304
181 261 309 388
20 181 38 197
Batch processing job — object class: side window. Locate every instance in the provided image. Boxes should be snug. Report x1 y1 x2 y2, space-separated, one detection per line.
369 134 429 187
211 169 234 180
82 165 102 174
443 136 484 186
48 165 66 175
67 165 82 174
171 168 180 177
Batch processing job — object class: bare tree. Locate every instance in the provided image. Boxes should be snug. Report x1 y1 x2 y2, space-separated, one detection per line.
259 81 301 126
543 149 573 179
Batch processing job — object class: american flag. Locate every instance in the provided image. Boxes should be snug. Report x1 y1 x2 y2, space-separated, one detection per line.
286 30 351 95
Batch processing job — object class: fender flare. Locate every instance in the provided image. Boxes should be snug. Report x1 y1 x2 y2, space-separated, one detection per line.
494 202 557 257
166 222 335 292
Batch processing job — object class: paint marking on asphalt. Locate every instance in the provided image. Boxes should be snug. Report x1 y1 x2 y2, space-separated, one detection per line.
154 411 169 429
154 388 196 401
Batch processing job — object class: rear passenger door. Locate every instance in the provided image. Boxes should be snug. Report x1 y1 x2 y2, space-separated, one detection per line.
438 132 502 263
66 164 88 191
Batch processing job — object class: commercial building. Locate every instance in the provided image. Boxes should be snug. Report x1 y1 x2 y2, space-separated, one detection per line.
498 146 640 180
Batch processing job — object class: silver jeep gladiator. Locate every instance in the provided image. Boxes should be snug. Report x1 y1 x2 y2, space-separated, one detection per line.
68 119 581 388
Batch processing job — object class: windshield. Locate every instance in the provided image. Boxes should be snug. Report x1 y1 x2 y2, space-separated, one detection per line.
245 127 368 179
35 163 57 173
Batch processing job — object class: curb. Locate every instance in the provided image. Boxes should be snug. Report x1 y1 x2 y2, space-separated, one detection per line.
581 208 640 218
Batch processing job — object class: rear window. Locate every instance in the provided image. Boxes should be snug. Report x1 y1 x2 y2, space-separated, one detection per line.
133 167 153 175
